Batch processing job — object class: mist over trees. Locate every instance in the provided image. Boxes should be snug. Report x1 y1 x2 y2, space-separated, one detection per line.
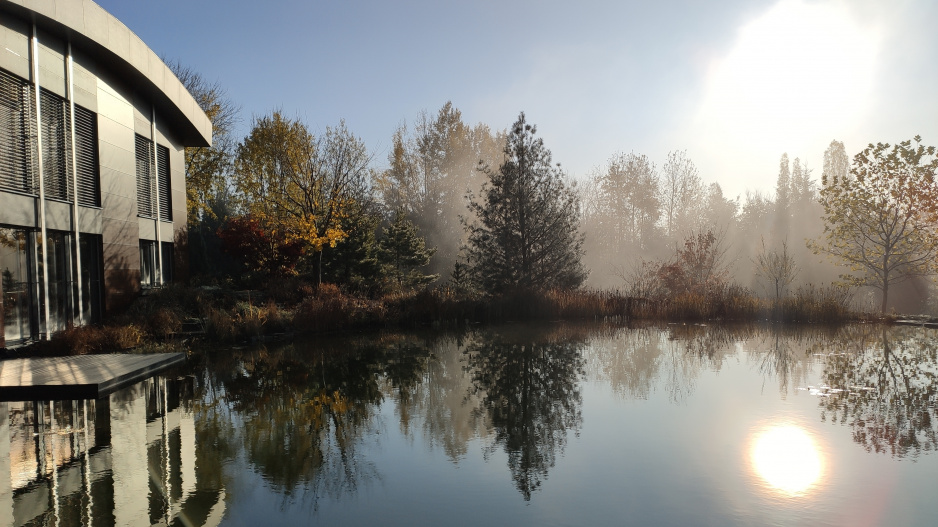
172 60 938 313
374 102 504 281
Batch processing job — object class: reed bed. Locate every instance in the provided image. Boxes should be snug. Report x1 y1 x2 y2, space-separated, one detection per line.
8 278 864 357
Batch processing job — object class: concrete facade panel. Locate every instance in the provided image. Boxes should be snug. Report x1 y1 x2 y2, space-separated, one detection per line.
105 15 130 59
38 39 67 98
134 113 150 137
95 88 133 128
158 220 174 242
97 113 133 149
98 141 134 180
100 189 135 218
42 199 72 231
147 53 164 94
128 34 148 76
80 0 109 44
0 16 30 79
0 192 36 227
138 218 155 240
72 80 96 111
55 0 85 32
78 205 103 234
101 217 136 248
25 0 54 18
99 173 135 211
102 242 140 311
161 77 179 113
71 52 98 107
171 190 185 222
93 68 122 98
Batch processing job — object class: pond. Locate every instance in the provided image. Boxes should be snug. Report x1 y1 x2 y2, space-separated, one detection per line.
2 323 937 526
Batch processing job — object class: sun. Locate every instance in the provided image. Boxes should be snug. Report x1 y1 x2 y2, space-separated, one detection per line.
691 0 879 194
749 424 824 496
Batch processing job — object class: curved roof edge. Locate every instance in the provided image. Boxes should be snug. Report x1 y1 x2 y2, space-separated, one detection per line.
0 0 212 147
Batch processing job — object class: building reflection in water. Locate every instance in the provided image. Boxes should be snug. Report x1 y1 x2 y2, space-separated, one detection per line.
0 376 223 527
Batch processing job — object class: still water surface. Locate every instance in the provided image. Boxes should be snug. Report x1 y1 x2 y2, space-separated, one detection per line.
2 323 937 526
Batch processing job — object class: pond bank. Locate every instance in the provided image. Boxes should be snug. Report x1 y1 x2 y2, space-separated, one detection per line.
5 281 882 357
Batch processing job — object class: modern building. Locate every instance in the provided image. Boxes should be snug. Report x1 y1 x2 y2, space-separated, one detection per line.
0 0 211 347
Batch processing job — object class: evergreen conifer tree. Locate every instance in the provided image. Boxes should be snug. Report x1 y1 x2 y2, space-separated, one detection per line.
465 113 586 294
378 209 438 292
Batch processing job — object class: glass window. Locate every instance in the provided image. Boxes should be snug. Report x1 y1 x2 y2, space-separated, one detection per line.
160 241 174 284
78 234 103 323
1 228 32 342
140 240 156 288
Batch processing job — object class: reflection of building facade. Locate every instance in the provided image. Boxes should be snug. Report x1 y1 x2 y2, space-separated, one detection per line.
0 377 223 527
0 0 211 346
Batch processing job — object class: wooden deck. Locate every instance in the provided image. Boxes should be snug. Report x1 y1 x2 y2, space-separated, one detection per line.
0 353 187 401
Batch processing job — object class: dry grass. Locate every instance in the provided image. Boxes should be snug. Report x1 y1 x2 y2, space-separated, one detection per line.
293 283 386 333
11 276 862 357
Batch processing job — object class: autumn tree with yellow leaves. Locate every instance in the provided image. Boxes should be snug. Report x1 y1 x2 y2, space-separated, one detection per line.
233 112 371 283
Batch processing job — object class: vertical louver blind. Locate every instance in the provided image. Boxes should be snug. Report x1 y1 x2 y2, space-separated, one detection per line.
135 133 154 217
74 104 100 207
157 144 171 221
0 68 37 193
40 88 72 201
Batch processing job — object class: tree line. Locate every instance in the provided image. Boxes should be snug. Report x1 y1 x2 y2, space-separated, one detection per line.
176 62 938 314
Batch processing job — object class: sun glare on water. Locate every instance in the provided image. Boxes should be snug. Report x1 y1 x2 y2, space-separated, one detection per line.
750 424 824 497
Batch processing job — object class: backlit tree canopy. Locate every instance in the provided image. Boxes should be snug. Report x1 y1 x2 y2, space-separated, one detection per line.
234 113 371 278
814 136 938 312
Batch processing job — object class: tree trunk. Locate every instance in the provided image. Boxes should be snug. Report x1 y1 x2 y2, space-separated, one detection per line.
881 279 889 314
317 250 323 288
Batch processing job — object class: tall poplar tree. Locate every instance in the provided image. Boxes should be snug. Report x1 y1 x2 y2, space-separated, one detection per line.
465 113 586 294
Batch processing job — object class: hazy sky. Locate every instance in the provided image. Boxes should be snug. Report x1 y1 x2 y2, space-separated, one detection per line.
95 0 938 200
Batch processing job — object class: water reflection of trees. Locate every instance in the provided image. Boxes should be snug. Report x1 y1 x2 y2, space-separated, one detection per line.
586 324 740 403
747 325 840 396
818 326 938 458
465 326 587 500
384 333 491 461
188 336 434 506
585 324 831 403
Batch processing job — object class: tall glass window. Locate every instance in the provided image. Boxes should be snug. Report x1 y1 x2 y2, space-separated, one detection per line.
1 228 33 342
38 231 70 334
78 234 103 323
140 240 157 288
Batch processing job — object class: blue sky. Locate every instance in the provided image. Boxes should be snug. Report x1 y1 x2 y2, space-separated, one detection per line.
95 0 938 200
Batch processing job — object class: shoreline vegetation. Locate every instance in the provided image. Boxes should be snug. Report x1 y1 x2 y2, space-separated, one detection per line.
9 279 889 358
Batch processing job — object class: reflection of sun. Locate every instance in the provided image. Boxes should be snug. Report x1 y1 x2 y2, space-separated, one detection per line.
750 424 823 496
